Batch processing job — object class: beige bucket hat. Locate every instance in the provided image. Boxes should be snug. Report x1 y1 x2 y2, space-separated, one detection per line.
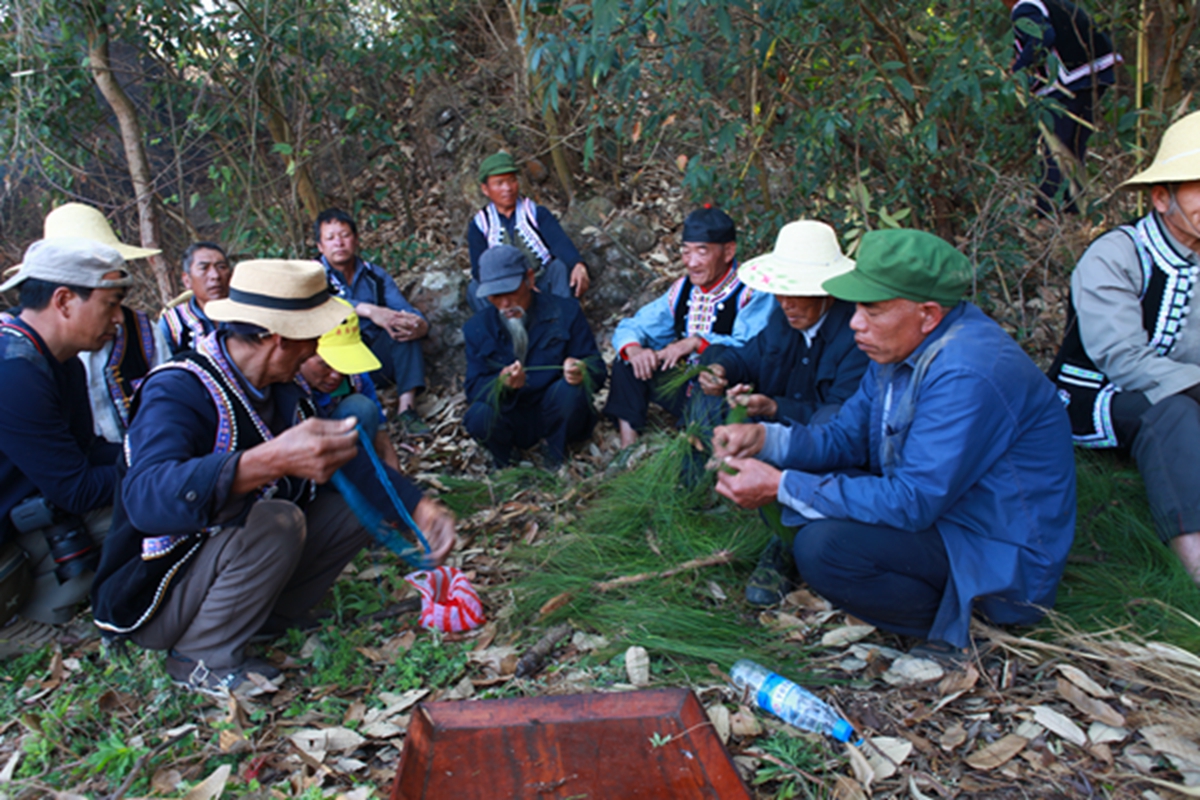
43 203 162 260
739 220 855 296
1121 110 1200 189
205 260 348 339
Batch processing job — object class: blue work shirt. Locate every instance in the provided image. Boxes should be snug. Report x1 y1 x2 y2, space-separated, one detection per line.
759 303 1076 646
320 255 425 341
0 318 119 539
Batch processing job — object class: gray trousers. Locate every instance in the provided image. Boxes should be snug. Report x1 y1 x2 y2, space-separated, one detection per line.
1131 394 1200 543
132 489 369 669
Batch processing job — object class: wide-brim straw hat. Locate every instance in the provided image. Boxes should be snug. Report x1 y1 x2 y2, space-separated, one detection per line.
205 260 348 339
43 203 162 260
739 220 855 296
1121 110 1200 189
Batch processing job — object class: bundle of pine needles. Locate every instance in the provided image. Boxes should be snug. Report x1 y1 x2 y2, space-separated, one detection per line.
505 430 810 677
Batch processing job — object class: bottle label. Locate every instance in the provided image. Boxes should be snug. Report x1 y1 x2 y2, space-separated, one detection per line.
756 673 799 717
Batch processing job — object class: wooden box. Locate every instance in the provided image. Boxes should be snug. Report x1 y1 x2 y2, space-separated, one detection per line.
390 687 751 799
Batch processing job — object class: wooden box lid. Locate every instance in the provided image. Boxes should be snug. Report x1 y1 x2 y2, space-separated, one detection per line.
390 687 751 799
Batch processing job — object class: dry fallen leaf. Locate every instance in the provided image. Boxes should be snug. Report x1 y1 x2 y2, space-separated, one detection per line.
706 703 731 745
625 646 650 687
883 656 944 687
785 588 832 612
1142 725 1200 786
964 733 1028 771
846 742 876 790
935 664 979 696
1055 676 1125 728
289 727 366 757
151 767 183 794
939 722 967 752
832 774 869 800
1087 721 1127 745
730 706 763 738
1032 705 1087 746
181 764 231 800
1055 663 1113 699
864 736 913 781
821 625 876 648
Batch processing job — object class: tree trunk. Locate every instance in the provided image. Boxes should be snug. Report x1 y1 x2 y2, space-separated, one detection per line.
258 77 323 225
84 3 175 305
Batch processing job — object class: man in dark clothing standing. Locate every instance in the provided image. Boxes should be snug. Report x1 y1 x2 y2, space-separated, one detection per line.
1003 0 1121 215
463 246 606 469
0 238 131 628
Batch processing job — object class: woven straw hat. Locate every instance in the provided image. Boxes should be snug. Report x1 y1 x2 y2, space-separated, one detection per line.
43 203 161 260
205 260 347 339
739 221 855 296
1121 110 1200 188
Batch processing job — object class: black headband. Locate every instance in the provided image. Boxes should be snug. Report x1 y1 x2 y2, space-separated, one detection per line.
228 287 330 310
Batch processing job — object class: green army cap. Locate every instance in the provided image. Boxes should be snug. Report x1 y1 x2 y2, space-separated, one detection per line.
478 151 518 183
821 229 972 306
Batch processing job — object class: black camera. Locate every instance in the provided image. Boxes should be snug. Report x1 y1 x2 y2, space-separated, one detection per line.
9 496 99 582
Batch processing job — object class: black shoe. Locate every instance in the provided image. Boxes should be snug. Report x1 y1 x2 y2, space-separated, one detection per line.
745 535 793 607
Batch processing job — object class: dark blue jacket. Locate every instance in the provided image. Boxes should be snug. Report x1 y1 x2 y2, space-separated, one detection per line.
763 303 1076 647
467 203 583 282
0 318 119 540
703 300 868 425
464 292 606 409
92 333 423 633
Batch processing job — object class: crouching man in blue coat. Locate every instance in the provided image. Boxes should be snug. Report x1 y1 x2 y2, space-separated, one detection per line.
463 246 606 469
92 260 456 697
713 229 1076 660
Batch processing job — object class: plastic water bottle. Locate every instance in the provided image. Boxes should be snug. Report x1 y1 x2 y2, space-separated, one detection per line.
730 659 858 743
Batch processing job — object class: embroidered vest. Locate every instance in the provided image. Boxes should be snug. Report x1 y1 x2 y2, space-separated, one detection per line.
1050 213 1198 447
669 270 750 349
105 307 157 431
161 299 210 353
474 198 553 269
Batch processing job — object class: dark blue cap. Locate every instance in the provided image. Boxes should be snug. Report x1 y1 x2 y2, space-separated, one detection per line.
682 205 736 244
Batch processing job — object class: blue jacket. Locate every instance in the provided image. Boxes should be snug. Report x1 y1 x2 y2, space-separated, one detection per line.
92 333 423 633
320 256 425 342
0 318 119 540
464 292 606 409
704 300 868 425
761 303 1076 646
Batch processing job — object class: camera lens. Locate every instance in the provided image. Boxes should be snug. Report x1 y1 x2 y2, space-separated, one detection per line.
44 525 100 582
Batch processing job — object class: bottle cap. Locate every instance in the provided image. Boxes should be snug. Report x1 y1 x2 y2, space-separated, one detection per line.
831 719 856 743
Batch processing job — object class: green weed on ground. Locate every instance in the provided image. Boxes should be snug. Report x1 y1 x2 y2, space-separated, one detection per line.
1056 450 1200 650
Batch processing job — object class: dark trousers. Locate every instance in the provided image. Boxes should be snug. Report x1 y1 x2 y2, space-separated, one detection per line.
366 331 426 396
791 518 949 639
603 358 691 431
132 490 369 669
1131 393 1200 542
1037 86 1104 216
464 379 596 467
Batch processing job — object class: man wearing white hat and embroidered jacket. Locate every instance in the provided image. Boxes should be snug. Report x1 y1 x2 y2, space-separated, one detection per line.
1050 110 1200 585
92 260 456 697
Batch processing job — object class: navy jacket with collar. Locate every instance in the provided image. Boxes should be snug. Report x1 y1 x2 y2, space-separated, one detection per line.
703 300 868 425
464 292 606 409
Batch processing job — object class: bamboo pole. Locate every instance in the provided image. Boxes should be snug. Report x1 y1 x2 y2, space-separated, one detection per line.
1136 0 1147 216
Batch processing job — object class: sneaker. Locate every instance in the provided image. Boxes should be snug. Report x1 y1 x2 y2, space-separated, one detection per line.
165 650 282 698
0 616 58 660
398 409 432 439
745 535 793 607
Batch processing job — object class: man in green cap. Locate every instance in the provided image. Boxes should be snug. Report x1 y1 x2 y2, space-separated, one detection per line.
712 229 1076 662
466 151 590 314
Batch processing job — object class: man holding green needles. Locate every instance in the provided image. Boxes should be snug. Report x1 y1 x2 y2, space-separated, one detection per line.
463 246 606 469
713 229 1075 661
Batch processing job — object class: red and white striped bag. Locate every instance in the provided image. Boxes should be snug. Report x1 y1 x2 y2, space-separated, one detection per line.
404 566 485 633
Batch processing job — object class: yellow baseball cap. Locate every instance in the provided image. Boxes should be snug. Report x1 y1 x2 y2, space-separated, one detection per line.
316 298 381 375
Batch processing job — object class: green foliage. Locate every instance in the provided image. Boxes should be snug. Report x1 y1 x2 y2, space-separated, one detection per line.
753 731 834 799
381 635 471 693
86 730 150 780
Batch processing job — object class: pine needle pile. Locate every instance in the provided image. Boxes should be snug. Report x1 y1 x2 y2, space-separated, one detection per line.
505 431 804 676
1056 451 1200 651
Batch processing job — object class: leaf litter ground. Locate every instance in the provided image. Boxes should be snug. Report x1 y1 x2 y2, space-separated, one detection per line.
4 395 1200 800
